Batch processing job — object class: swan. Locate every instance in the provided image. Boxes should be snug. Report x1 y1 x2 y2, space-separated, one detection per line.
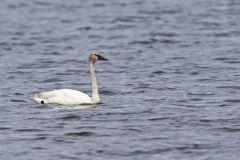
33 52 108 105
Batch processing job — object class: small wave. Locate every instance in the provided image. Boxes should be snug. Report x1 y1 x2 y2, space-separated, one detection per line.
217 85 240 90
34 1 51 6
197 78 213 82
0 127 11 130
225 60 240 64
189 98 202 101
31 147 45 150
122 128 142 132
41 78 63 83
43 51 62 55
213 57 240 64
31 146 45 150
100 90 118 95
148 117 169 121
152 70 165 75
152 32 178 37
141 137 167 141
14 128 43 132
76 26 91 31
31 136 48 140
65 131 94 137
210 31 240 38
130 148 171 155
129 39 155 45
213 57 230 61
58 114 81 120
189 71 200 75
130 144 210 155
160 39 179 44
217 127 240 133
144 99 162 103
92 3 106 7
14 93 24 96
225 99 240 103
11 99 27 103
187 92 215 96
130 38 178 45
12 42 35 47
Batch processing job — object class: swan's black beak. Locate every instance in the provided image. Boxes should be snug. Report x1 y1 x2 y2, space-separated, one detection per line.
96 54 108 61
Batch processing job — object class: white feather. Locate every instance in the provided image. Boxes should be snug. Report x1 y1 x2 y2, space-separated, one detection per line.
34 89 92 105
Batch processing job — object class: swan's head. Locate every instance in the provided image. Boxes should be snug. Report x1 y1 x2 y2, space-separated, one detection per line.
89 52 108 63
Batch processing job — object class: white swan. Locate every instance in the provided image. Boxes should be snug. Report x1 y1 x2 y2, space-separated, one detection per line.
33 52 108 105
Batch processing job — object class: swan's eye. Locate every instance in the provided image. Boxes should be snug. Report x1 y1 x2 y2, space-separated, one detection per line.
94 54 98 60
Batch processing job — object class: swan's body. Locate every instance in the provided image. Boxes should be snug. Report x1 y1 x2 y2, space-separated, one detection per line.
34 89 92 105
33 53 108 105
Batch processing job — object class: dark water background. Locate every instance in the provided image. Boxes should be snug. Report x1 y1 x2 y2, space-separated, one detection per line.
1 0 240 159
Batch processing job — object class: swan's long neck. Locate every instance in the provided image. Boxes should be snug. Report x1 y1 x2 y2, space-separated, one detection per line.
89 61 100 104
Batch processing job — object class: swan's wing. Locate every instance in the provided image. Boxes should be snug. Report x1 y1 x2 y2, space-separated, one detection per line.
34 89 92 105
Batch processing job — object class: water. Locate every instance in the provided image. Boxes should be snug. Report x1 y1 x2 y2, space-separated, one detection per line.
0 0 240 159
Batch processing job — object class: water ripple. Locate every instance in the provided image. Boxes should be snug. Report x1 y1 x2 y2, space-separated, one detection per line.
64 132 94 137
1 0 240 160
